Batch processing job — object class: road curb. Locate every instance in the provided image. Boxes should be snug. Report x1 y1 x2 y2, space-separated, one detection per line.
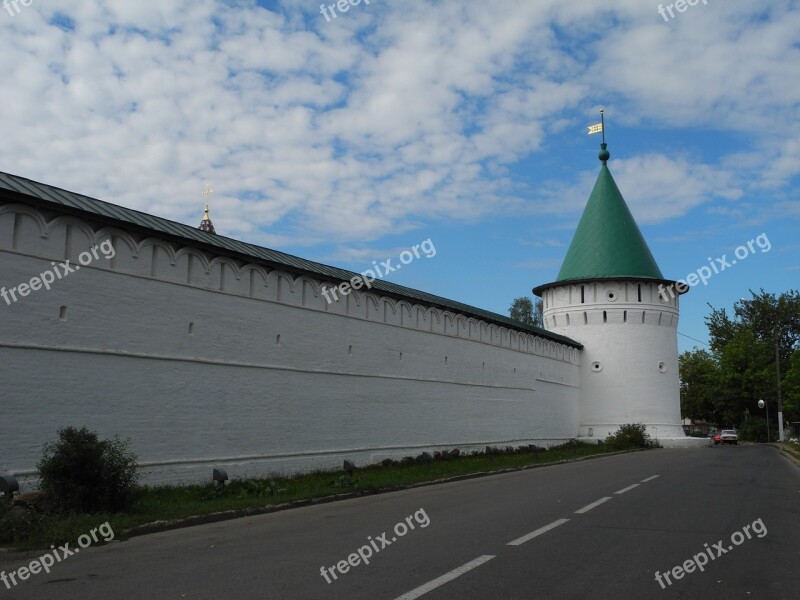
119 449 646 540
770 443 800 469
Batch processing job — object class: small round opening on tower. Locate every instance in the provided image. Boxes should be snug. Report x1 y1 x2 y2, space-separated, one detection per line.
591 361 603 373
607 291 617 302
657 361 667 373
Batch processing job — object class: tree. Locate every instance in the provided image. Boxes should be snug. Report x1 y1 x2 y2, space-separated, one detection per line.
509 296 543 328
782 350 800 423
679 349 721 422
698 289 800 428
716 328 773 426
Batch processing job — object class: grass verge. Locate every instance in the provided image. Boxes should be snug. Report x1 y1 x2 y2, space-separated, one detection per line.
778 441 800 464
1 442 634 552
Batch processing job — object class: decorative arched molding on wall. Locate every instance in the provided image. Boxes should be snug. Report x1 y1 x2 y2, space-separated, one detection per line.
426 307 441 333
47 214 96 237
209 256 243 279
208 256 245 293
266 269 297 303
0 204 49 241
240 264 271 298
174 246 212 285
95 227 139 257
346 288 365 315
299 276 323 308
443 312 457 336
397 300 414 326
467 317 479 340
175 247 211 272
380 297 398 324
140 238 177 266
365 294 380 320
414 305 429 330
455 314 469 337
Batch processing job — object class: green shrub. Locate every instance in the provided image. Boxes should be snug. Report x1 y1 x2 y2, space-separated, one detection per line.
738 418 768 442
0 506 51 545
604 423 659 451
37 426 139 514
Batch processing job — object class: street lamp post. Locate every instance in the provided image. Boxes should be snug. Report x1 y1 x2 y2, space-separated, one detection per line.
758 399 771 443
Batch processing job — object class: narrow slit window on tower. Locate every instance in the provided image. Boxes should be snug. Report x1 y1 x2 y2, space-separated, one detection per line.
566 313 570 325
623 310 627 323
642 311 646 324
583 312 588 324
637 284 642 302
581 286 585 304
603 310 607 323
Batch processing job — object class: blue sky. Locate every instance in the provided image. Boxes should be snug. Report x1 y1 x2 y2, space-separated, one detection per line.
1 0 798 352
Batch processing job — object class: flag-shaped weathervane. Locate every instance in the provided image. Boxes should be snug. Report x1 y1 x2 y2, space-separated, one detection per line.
587 108 605 143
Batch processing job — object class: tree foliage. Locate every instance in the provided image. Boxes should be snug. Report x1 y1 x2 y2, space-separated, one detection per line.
679 349 720 422
680 289 800 429
509 296 543 328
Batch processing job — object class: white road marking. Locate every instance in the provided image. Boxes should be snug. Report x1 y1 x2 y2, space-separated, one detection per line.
575 496 612 514
394 555 496 600
614 483 640 495
507 518 570 546
641 475 660 483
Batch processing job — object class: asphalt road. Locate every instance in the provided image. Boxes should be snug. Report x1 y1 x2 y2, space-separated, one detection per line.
2 445 799 599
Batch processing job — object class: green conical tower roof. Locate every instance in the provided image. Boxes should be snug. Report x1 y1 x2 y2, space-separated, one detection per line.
559 144 663 280
534 143 666 296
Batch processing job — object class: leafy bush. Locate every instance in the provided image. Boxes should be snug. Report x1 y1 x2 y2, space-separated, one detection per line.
738 418 768 442
37 426 139 514
0 506 51 545
604 423 659 451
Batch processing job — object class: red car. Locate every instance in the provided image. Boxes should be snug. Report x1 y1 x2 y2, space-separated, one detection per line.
712 434 721 444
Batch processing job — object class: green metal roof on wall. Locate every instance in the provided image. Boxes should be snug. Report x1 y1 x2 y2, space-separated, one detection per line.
0 170 581 348
555 144 663 283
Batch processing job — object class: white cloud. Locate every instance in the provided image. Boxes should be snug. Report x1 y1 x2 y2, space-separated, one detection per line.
0 0 797 253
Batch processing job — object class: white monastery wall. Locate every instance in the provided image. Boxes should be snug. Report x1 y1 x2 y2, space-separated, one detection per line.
0 202 581 489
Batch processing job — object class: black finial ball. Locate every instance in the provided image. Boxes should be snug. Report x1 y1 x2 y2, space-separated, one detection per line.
598 143 610 163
